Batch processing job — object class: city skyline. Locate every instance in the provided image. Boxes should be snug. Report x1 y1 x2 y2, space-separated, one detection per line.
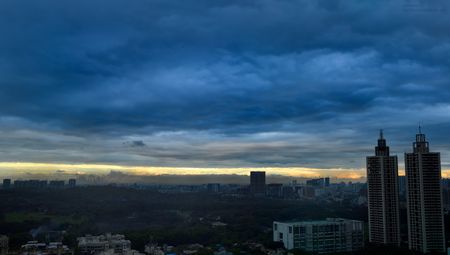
1 1 450 178
1 129 450 180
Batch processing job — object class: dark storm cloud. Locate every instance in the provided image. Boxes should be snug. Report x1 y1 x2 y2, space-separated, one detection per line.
125 140 146 147
0 0 450 170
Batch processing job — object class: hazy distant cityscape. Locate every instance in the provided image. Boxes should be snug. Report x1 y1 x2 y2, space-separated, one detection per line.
2 131 450 254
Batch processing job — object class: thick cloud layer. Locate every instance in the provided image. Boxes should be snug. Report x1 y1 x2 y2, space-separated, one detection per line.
0 0 450 174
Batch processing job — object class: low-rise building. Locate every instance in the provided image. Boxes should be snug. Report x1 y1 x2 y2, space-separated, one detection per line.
144 244 164 255
78 234 131 255
273 218 364 254
0 236 8 255
98 249 143 255
21 241 71 255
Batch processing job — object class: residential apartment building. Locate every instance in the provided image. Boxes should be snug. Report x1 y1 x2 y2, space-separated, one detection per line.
273 218 364 254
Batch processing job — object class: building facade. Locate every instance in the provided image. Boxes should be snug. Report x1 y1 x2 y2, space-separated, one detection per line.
78 234 131 255
305 177 330 187
0 236 8 255
366 130 401 246
398 175 406 197
49 180 65 188
21 241 71 255
273 218 364 254
13 180 48 189
2 179 11 189
68 179 77 188
206 183 220 193
250 171 266 195
266 183 283 198
405 131 445 253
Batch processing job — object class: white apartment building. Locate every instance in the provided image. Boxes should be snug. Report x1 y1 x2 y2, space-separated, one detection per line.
273 218 364 254
21 241 71 255
77 234 131 255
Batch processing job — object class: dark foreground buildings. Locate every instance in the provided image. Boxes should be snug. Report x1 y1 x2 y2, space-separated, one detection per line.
366 130 401 246
405 131 445 253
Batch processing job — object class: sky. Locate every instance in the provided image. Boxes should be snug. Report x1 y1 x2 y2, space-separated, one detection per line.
1 0 450 180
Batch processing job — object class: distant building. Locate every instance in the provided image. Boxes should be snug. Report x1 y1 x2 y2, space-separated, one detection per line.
306 177 330 187
273 218 364 253
68 179 77 188
206 183 220 193
21 241 71 255
10 179 78 189
250 171 266 195
98 249 143 255
144 244 165 255
301 186 316 199
78 236 108 254
281 186 296 199
49 180 65 188
366 130 401 246
14 180 47 189
0 236 8 255
266 184 283 198
78 234 131 255
145 243 173 255
13 180 23 188
2 179 11 189
405 131 445 253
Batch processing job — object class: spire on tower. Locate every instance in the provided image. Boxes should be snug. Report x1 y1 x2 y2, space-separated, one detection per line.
414 124 429 152
375 129 388 156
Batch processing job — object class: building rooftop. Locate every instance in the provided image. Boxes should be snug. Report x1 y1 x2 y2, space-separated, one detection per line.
274 218 361 225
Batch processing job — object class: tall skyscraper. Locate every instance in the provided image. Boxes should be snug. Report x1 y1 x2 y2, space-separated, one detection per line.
366 130 400 246
250 171 266 195
405 130 445 253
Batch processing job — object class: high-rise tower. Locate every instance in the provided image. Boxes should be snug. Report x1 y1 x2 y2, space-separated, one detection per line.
250 171 266 195
366 130 401 246
405 130 445 253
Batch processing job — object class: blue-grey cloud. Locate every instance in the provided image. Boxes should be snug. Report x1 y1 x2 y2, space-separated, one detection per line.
0 0 450 171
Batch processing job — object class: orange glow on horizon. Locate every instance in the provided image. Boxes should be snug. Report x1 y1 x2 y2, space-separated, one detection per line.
0 162 366 179
1 162 449 180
